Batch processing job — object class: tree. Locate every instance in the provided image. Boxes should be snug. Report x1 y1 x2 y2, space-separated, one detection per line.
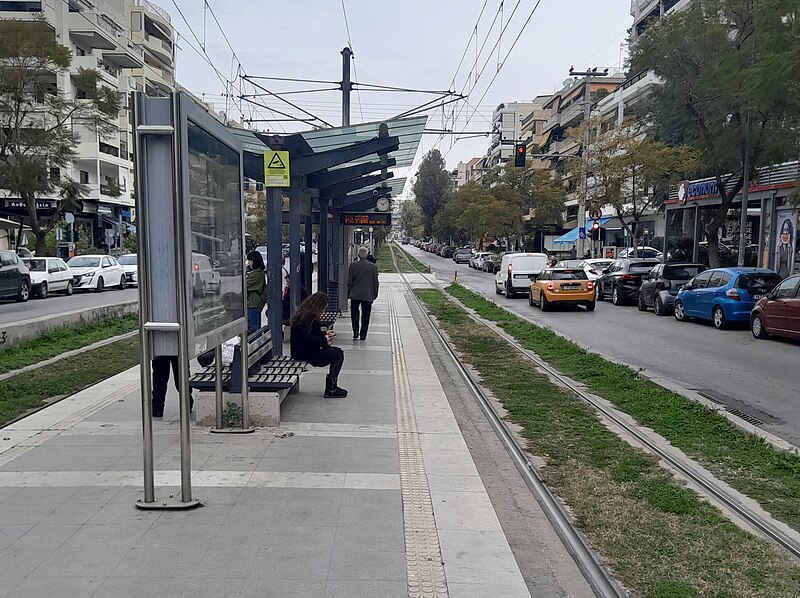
412 150 451 237
571 121 698 253
0 17 121 254
399 200 424 238
632 0 800 266
244 188 267 244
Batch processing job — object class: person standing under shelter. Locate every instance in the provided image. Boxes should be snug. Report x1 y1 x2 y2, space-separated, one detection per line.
348 246 379 340
246 250 266 333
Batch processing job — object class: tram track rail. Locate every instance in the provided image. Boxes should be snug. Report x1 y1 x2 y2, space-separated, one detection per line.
389 243 800 577
388 243 625 598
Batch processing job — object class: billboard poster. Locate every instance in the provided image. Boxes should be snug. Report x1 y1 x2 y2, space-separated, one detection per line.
774 210 797 279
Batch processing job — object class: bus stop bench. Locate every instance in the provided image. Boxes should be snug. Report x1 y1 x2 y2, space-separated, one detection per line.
190 326 307 427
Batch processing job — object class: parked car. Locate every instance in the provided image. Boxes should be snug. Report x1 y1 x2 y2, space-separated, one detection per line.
495 253 549 298
618 246 663 260
577 258 614 281
596 258 661 305
471 251 492 270
441 246 455 258
529 268 595 311
637 263 705 315
483 253 503 273
67 255 126 292
192 252 221 297
555 260 583 269
751 274 800 340
453 248 471 264
15 247 34 259
117 254 138 286
674 268 781 330
23 257 73 298
0 250 31 302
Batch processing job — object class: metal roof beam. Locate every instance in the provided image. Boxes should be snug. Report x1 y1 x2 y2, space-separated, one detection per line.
321 172 394 199
292 136 399 176
306 157 396 189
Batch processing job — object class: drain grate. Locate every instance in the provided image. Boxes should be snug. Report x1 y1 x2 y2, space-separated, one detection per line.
697 389 782 426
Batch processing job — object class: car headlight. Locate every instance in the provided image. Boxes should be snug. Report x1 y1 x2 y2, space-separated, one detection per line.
84 271 95 277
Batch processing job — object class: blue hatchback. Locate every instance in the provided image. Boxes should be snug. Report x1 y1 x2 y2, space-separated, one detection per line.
674 268 781 330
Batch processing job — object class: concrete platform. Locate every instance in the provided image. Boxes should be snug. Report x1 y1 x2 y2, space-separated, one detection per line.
0 283 590 597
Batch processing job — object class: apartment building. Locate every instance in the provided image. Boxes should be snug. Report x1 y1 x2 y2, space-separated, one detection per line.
450 157 482 191
485 101 538 168
0 0 175 251
519 95 551 170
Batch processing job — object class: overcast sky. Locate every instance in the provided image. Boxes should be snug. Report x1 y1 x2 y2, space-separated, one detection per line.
161 0 633 197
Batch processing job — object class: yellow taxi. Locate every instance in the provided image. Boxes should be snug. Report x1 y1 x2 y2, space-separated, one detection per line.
529 268 596 312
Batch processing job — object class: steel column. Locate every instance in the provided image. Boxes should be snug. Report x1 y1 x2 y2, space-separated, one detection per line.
289 178 301 315
266 188 284 355
304 209 313 294
318 198 329 294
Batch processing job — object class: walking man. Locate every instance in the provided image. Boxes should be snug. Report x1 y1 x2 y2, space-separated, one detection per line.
348 246 379 340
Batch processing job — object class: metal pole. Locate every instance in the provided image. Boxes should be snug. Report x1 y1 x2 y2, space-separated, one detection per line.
578 75 591 259
214 344 223 429
303 203 313 294
737 113 752 267
289 178 301 314
319 197 329 294
341 47 352 127
266 188 283 355
240 330 250 429
171 93 193 503
132 92 155 504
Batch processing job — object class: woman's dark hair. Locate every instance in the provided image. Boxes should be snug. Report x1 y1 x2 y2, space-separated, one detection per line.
290 292 328 331
780 218 794 238
246 250 265 271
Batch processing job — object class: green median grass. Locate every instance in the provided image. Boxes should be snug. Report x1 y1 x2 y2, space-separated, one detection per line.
417 288 800 598
0 335 140 427
444 283 800 534
393 243 430 273
0 313 138 375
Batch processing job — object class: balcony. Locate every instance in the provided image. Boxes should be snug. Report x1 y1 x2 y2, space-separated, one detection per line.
133 0 171 25
142 32 173 64
68 10 123 51
70 54 119 87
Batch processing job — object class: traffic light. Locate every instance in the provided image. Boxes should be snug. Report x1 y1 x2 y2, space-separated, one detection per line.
591 220 600 240
514 143 527 168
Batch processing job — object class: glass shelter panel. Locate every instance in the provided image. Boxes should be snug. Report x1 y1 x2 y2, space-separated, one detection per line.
187 121 245 341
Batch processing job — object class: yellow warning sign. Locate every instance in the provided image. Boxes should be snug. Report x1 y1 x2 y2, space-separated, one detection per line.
264 151 290 187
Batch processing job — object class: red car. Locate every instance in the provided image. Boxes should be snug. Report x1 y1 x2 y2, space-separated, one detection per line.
751 274 800 340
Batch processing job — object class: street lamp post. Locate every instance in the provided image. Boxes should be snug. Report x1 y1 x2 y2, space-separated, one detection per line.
569 67 609 258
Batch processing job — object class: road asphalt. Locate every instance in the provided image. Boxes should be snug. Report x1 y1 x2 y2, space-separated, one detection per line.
0 287 139 327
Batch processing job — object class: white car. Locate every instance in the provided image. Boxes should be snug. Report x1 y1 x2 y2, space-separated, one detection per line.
117 254 138 286
495 253 550 297
578 258 615 281
191 252 221 297
67 255 126 292
471 251 492 270
618 246 663 260
23 257 74 298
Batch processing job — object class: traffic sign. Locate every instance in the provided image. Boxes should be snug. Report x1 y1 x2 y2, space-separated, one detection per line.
589 209 601 220
578 227 587 240
264 151 290 187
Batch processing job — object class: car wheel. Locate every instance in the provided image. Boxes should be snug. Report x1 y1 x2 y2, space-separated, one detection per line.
38 282 48 299
653 296 665 316
540 294 549 311
712 306 727 330
585 300 596 312
96 277 104 293
751 314 768 339
495 282 502 295
674 300 688 322
611 286 622 306
596 284 604 301
118 276 126 290
505 282 515 298
65 281 73 296
16 280 30 302
529 292 534 306
637 292 647 311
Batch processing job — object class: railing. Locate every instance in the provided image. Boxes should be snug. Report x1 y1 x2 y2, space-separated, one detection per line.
133 0 171 23
99 142 120 158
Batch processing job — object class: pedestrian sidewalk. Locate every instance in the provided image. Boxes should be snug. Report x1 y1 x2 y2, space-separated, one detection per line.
0 277 586 598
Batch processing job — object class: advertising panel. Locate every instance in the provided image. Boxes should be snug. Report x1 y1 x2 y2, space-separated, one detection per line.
774 210 797 279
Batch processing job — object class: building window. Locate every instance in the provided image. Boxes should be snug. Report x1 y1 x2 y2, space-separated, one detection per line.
76 89 87 100
75 46 86 57
79 170 89 184
0 1 43 12
49 167 60 181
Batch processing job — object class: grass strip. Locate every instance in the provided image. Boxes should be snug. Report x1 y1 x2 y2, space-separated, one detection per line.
394 243 430 273
376 242 399 273
417 288 800 598
445 283 800 533
0 313 138 375
0 335 140 426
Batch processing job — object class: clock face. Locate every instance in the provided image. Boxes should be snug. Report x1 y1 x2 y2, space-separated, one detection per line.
377 198 390 212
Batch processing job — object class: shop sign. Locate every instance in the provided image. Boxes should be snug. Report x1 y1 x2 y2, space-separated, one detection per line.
96 205 113 215
686 179 719 200
5 199 53 211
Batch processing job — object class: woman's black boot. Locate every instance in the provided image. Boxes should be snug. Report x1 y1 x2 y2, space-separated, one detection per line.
325 375 348 398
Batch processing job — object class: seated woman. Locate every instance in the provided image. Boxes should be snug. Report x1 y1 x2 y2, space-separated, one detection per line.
290 292 347 398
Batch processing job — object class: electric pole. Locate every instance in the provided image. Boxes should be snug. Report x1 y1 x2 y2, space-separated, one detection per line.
569 67 609 258
341 47 353 127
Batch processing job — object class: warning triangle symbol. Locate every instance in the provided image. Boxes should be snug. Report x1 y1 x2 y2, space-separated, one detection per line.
268 153 286 169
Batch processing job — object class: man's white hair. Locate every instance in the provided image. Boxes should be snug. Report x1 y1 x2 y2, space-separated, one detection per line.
358 246 369 258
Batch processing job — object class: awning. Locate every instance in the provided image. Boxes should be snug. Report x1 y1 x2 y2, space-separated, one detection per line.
552 217 613 245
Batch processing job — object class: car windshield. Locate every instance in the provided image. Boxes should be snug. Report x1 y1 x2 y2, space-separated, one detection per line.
25 259 47 272
118 255 137 265
551 270 588 280
68 257 100 268
737 273 782 293
557 260 583 268
665 266 702 279
630 261 659 272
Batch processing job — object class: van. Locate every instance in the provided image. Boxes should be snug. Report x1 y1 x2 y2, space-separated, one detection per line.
495 253 549 297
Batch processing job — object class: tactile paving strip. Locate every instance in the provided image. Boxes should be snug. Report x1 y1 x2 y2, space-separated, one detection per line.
389 293 449 598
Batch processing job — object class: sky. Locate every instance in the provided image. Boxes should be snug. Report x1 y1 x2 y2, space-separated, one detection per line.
160 0 634 198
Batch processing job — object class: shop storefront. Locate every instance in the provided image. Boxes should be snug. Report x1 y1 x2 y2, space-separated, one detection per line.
665 162 800 275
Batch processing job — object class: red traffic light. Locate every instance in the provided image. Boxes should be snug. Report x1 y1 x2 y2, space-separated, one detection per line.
592 221 600 230
517 146 525 154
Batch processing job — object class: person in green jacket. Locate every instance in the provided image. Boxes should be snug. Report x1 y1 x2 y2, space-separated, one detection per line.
246 250 266 332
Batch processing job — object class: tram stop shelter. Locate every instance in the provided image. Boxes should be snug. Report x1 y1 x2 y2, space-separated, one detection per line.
229 115 426 355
